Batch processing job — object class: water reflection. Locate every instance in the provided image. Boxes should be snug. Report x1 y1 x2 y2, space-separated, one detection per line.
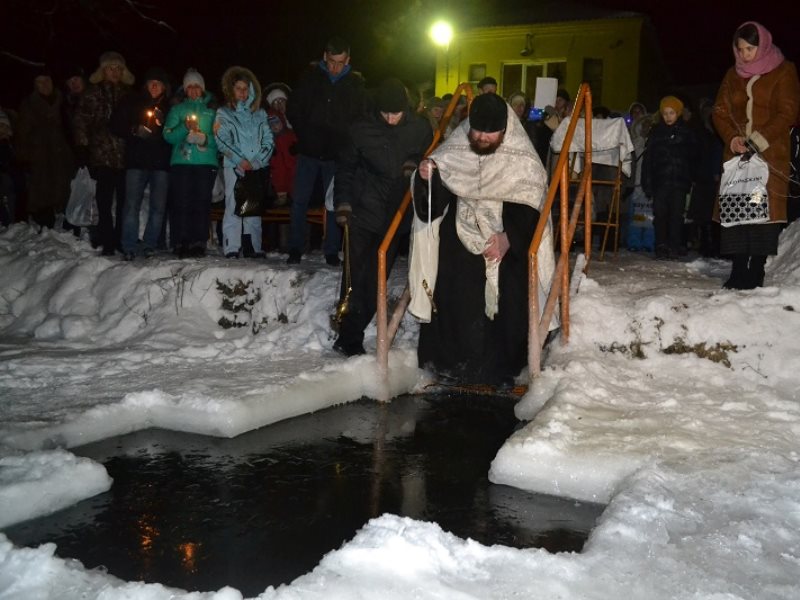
3 394 603 596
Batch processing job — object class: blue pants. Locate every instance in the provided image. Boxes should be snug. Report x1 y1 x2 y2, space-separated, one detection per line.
222 167 262 254
122 169 169 255
289 154 340 256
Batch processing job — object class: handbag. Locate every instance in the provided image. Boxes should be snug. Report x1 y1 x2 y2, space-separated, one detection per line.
718 154 770 227
234 169 266 217
65 167 98 226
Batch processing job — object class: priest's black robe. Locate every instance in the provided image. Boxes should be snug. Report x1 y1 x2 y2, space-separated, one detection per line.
412 171 540 386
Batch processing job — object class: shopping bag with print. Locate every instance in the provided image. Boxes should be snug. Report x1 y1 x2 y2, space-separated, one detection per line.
718 154 769 227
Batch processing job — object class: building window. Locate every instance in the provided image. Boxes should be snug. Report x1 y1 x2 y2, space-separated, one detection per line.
469 64 487 83
547 62 567 89
582 58 603 106
502 63 558 100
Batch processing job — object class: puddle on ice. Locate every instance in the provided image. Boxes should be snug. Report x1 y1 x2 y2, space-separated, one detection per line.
4 393 604 596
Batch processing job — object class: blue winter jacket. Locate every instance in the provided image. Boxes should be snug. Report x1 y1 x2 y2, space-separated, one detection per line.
215 82 273 170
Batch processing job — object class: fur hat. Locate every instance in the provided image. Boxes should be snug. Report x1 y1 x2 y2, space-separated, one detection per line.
375 78 408 113
183 68 205 92
469 93 508 132
89 51 135 85
659 95 684 116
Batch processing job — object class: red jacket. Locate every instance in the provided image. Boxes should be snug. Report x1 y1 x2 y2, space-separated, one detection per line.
268 111 297 195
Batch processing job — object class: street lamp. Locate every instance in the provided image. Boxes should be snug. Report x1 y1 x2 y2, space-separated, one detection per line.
429 20 454 88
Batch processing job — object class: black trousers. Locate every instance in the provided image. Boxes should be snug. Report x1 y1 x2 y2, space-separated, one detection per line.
170 165 217 249
652 186 686 252
92 166 126 252
336 225 400 348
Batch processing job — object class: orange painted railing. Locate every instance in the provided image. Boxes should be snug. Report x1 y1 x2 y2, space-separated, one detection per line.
527 83 594 378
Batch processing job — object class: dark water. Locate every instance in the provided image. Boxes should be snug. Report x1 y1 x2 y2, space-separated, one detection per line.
4 394 603 596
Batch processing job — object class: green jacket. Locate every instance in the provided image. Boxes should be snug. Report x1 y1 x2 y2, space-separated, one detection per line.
163 93 219 167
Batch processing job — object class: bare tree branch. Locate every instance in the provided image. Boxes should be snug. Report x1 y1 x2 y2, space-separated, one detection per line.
1 51 46 67
121 0 175 33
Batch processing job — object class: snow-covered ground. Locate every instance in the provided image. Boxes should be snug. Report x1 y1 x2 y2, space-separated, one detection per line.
1 222 799 599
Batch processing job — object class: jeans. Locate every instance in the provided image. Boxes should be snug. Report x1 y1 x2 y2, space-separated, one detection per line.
289 155 341 256
170 165 217 249
122 169 169 254
222 167 262 254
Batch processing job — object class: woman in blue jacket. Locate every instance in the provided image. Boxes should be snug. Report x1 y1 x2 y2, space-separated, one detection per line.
215 66 273 258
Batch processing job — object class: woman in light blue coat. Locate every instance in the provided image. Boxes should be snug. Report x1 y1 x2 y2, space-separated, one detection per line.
215 66 273 257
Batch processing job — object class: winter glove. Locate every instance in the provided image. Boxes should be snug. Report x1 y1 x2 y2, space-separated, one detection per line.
186 131 207 146
335 203 352 226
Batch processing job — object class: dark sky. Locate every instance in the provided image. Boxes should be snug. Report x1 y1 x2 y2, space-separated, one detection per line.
2 0 798 108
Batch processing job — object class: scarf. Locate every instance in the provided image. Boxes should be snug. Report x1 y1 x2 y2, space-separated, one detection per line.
734 21 785 78
409 104 556 322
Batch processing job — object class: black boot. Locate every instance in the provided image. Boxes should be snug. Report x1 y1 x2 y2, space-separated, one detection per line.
742 255 767 289
723 255 748 289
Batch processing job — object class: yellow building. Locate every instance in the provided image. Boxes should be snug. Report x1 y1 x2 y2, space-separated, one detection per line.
433 9 666 113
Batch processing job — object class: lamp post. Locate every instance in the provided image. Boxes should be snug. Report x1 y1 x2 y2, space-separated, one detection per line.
429 20 453 90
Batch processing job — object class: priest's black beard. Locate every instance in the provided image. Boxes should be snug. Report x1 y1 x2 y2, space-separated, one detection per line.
468 130 505 155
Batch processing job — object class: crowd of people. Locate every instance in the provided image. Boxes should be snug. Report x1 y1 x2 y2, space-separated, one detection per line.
0 21 798 384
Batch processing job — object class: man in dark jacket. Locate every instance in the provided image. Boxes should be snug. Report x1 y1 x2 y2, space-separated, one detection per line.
286 36 367 265
74 51 134 255
332 78 433 356
110 67 172 259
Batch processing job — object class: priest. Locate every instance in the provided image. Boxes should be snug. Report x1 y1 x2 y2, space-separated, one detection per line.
410 93 555 387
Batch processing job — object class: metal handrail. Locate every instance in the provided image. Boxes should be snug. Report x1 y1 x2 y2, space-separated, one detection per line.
527 83 594 378
375 83 474 395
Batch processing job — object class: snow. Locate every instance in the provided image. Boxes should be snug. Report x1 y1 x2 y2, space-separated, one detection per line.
1 221 799 599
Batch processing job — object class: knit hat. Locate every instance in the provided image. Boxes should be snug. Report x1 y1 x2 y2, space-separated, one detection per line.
183 68 205 92
266 88 288 106
376 78 408 113
469 93 508 132
89 51 135 85
63 64 85 82
659 95 684 116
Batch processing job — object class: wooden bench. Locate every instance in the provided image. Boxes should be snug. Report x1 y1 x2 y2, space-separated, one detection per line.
209 205 326 245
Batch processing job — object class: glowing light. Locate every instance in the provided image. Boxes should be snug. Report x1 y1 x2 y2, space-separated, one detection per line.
178 541 200 573
429 21 453 48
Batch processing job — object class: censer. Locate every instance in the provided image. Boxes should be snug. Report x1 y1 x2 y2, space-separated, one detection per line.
330 223 351 332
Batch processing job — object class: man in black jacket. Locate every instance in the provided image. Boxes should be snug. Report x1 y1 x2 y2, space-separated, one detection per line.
286 36 367 265
110 67 173 260
332 78 433 356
